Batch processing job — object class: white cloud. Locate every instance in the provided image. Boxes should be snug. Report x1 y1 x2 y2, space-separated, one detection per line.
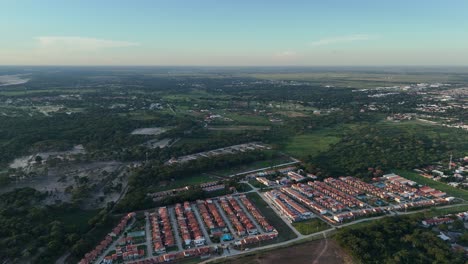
35 36 139 50
275 50 297 57
310 34 374 47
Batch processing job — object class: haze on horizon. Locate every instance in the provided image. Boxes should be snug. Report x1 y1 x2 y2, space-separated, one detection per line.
1 0 468 66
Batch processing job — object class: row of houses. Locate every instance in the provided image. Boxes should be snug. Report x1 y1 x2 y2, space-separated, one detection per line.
185 202 206 246
225 196 258 235
147 186 190 201
331 198 450 223
175 203 205 247
238 195 275 232
196 200 227 236
150 207 176 254
203 184 226 192
79 212 136 264
167 142 269 164
200 181 226 192
128 246 212 264
283 186 327 215
147 181 228 202
265 189 311 222
323 178 366 205
291 183 314 198
247 166 296 179
383 180 418 200
207 199 229 234
119 245 145 262
256 176 275 187
423 211 468 227
219 196 248 236
306 182 346 212
234 232 279 248
150 213 165 254
310 180 364 208
287 171 306 182
383 173 417 186
418 186 447 198
422 217 455 227
330 208 384 223
339 176 389 199
160 207 176 248
324 177 362 196
103 245 145 264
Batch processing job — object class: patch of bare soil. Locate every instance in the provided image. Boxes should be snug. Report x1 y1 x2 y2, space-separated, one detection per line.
222 239 353 264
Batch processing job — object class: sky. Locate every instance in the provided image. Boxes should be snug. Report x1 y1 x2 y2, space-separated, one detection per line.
1 0 468 66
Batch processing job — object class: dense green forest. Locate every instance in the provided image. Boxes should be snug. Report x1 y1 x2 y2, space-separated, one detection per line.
308 123 468 178
116 150 277 212
335 215 466 264
0 188 115 263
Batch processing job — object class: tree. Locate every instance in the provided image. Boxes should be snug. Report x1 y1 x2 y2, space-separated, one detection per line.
35 155 43 164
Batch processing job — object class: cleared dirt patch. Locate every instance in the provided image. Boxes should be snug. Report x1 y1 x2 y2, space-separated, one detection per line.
221 239 353 264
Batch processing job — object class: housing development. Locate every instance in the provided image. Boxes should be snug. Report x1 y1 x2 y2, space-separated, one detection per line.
78 162 464 264
79 193 279 264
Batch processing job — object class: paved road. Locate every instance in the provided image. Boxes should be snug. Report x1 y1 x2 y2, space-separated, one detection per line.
168 206 184 251
191 204 213 245
144 213 153 256
199 228 335 264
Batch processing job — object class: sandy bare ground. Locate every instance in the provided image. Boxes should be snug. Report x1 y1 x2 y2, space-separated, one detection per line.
220 239 353 264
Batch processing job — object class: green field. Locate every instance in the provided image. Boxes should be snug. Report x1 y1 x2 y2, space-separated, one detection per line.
248 179 266 189
149 174 217 192
223 113 271 125
246 192 297 242
0 88 98 96
396 170 468 200
207 125 271 131
292 218 330 235
283 130 341 158
210 156 294 177
249 72 467 88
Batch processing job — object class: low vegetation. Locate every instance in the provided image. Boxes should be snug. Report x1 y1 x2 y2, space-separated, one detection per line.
335 215 466 264
396 170 468 200
292 218 330 235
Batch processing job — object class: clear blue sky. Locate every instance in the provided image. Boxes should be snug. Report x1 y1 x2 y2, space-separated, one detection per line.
1 0 467 65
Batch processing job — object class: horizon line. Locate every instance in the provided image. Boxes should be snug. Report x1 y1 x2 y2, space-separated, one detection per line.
1 64 468 68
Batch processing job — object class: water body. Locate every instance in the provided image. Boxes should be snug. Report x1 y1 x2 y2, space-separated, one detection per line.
9 145 86 169
131 127 167 135
0 74 30 87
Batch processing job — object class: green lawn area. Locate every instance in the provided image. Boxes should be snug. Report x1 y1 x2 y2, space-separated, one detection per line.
0 88 97 96
422 204 468 217
210 155 294 177
149 174 217 192
292 218 330 235
246 192 297 242
248 179 266 189
248 72 465 88
283 130 341 159
207 125 271 131
396 170 468 200
223 113 271 126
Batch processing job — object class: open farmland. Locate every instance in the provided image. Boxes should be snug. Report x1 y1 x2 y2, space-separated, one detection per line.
216 238 352 264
